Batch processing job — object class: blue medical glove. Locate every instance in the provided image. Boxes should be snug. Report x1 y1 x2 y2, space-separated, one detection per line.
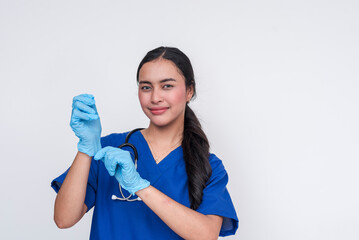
94 146 150 195
70 94 102 157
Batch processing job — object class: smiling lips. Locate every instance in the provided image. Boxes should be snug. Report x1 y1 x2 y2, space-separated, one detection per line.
149 107 169 115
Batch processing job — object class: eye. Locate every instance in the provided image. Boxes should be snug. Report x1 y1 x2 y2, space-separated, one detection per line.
163 84 173 89
140 85 151 91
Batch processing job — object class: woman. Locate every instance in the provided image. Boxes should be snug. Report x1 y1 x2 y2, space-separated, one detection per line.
52 47 238 239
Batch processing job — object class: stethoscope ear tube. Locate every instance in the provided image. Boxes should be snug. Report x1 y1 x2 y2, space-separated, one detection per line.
112 194 142 201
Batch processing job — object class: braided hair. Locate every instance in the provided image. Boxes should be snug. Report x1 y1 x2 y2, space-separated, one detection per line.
136 47 212 210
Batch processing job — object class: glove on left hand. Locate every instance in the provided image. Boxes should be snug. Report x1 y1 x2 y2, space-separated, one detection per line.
94 146 150 195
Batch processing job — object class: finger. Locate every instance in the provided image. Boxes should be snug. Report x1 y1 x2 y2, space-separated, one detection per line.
72 108 98 121
92 104 99 114
104 156 117 176
115 149 132 162
94 146 114 160
73 93 94 102
73 101 96 115
73 94 96 106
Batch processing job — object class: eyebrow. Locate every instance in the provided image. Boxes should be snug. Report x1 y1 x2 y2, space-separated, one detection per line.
138 78 177 85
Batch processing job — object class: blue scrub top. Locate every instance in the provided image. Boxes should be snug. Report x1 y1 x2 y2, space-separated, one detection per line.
51 130 239 239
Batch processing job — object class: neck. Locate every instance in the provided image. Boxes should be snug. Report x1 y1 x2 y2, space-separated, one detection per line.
143 117 184 146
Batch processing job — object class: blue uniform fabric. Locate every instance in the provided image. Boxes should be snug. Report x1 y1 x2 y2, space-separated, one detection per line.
51 130 238 239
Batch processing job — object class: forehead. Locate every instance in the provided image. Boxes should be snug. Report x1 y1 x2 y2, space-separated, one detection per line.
138 59 184 82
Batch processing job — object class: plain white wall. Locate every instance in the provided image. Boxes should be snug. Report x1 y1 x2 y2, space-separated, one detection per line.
1 0 358 239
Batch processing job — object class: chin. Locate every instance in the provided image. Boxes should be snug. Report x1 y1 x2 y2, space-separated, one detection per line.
149 118 172 128
144 110 184 128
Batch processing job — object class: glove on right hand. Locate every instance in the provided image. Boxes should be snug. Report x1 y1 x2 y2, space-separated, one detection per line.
70 94 102 157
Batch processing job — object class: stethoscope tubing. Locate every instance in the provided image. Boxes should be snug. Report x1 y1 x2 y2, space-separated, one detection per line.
113 128 144 201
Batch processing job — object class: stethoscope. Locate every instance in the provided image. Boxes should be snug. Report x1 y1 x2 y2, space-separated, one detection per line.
111 128 144 202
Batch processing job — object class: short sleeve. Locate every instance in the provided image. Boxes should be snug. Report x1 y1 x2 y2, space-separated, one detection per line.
196 154 239 236
50 135 111 212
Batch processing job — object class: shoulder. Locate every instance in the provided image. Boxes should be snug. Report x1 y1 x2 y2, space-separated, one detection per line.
100 131 130 148
208 153 226 172
207 153 228 183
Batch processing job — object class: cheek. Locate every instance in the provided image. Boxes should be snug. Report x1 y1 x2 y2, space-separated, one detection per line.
170 88 188 105
138 91 148 108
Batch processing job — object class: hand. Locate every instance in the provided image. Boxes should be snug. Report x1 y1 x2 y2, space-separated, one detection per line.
94 146 150 195
70 94 102 157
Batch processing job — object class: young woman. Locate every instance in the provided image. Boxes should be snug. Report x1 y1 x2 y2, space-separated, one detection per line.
52 47 238 239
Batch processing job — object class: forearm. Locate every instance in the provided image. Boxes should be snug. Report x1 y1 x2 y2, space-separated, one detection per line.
54 151 91 228
136 186 222 240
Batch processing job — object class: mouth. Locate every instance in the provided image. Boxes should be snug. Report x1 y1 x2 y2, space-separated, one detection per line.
149 107 169 115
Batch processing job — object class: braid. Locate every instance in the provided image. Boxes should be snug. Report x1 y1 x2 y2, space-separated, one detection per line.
183 105 212 210
137 46 212 210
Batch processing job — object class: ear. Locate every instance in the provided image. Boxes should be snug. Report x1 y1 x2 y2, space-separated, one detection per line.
186 85 194 102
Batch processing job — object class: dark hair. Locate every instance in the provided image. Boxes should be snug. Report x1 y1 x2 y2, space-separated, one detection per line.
136 46 212 210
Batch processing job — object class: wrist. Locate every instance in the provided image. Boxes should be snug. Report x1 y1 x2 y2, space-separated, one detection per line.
127 178 150 195
76 151 93 161
135 184 151 197
78 138 102 157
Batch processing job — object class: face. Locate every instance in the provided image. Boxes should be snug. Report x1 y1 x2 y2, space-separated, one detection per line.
138 59 193 128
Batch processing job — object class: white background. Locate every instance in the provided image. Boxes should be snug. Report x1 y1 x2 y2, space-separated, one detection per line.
1 0 358 239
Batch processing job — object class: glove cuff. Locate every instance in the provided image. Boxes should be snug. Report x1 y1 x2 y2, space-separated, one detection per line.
78 138 102 157
129 178 150 195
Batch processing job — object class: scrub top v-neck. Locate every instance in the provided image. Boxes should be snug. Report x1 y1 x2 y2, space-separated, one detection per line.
51 131 239 239
136 130 183 174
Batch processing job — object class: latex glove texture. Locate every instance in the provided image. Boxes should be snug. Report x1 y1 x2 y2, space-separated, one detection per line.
94 146 150 195
70 94 102 157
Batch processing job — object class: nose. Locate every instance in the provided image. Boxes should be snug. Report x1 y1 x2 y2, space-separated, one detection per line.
151 88 163 104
